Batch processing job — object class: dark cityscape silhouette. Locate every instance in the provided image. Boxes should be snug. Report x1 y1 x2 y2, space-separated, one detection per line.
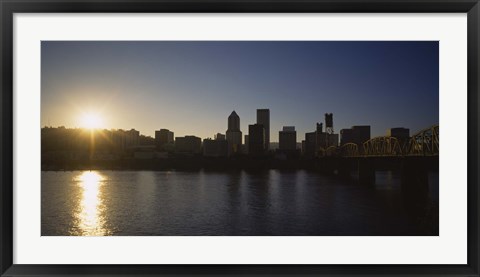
41 41 439 236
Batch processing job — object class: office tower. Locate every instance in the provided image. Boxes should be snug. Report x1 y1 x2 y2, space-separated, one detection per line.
248 124 265 156
226 111 242 155
256 109 270 151
279 126 297 151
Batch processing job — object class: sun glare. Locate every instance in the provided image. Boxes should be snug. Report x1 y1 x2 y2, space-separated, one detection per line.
80 112 104 129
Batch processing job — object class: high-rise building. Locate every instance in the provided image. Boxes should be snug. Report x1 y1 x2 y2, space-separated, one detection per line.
256 109 270 151
279 126 297 151
226 111 242 155
248 124 265 156
155 129 174 150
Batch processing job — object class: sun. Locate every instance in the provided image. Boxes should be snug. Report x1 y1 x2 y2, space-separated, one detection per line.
80 112 104 129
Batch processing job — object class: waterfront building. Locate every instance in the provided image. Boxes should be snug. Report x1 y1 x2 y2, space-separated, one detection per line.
387 127 410 140
387 127 410 146
226 111 242 155
279 126 297 151
155 128 174 150
304 132 317 157
175 136 201 154
303 118 340 157
256 109 270 151
215 133 226 141
203 139 228 157
248 124 265 156
340 126 370 146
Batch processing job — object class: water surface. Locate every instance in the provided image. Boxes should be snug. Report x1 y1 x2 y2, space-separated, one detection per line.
41 170 438 236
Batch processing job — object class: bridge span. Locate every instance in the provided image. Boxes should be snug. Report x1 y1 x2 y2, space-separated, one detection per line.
315 125 439 206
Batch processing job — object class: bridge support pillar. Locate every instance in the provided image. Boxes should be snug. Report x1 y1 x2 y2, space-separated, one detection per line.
358 158 375 186
318 157 336 175
337 158 351 177
401 157 429 210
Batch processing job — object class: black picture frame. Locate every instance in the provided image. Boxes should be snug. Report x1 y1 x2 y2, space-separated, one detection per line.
1 0 479 276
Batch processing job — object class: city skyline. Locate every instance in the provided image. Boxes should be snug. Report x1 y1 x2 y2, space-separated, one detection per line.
42 41 439 140
40 108 429 143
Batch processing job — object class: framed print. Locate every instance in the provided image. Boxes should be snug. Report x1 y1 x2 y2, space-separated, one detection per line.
1 0 479 276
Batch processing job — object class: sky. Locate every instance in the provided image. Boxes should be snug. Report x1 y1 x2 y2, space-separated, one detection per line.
41 41 439 141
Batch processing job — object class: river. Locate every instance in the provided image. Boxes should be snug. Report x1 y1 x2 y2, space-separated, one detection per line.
41 170 438 236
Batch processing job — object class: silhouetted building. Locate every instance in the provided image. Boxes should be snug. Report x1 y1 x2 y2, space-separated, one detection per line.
244 134 249 154
340 126 371 147
316 132 339 151
125 129 140 147
387 127 410 140
314 113 338 151
203 139 228 157
215 133 226 141
155 129 174 150
325 113 333 134
317 123 323 133
257 109 270 151
304 132 317 157
340 129 354 146
387 127 410 147
226 111 242 155
175 136 201 154
110 129 127 152
248 124 265 156
303 118 339 157
139 135 155 146
279 126 296 151
110 129 140 151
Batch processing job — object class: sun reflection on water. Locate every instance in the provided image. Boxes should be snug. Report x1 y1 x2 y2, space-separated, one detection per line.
74 171 110 236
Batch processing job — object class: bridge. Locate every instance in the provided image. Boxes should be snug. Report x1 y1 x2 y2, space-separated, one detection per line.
315 125 439 207
319 125 439 158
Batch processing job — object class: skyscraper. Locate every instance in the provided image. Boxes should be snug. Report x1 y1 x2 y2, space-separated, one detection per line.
248 124 265 156
256 109 270 151
226 111 242 155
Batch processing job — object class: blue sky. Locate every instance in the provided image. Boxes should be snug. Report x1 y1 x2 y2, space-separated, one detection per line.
41 41 439 141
